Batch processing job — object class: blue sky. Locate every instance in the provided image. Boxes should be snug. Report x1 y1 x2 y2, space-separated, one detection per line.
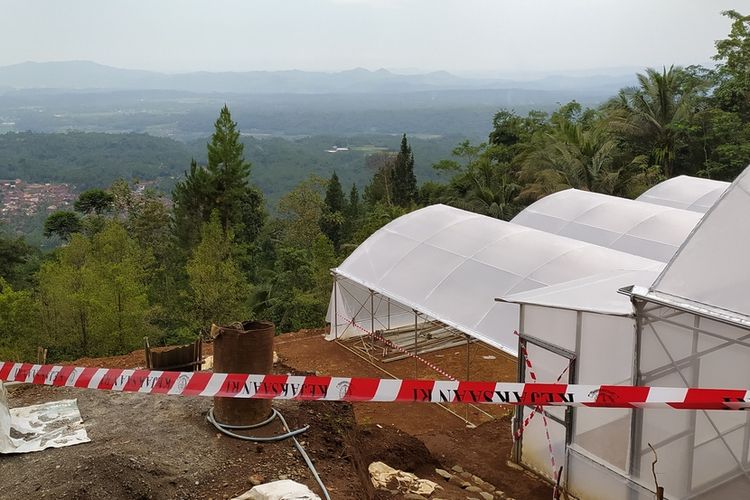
1 0 748 75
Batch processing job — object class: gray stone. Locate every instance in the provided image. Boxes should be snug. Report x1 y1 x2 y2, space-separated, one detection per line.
461 481 472 489
451 465 464 474
435 468 452 480
466 486 483 493
480 492 494 500
460 471 473 480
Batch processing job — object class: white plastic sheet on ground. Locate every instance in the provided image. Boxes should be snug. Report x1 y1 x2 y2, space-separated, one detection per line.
0 382 90 454
232 480 321 500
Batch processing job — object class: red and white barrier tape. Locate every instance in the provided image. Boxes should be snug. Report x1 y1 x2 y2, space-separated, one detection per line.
2 361 750 409
515 332 560 497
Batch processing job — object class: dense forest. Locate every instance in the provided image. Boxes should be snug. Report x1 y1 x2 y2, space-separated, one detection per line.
1 10 750 363
0 131 459 199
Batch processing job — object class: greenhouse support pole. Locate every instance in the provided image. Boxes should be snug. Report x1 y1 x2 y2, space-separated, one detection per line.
333 273 338 339
387 298 391 330
466 333 471 423
414 310 418 378
629 299 645 478
512 305 526 464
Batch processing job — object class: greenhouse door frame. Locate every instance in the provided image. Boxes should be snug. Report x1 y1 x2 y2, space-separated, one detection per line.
629 297 750 497
513 329 577 486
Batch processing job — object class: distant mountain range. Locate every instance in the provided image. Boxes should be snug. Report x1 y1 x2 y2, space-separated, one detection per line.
0 61 636 95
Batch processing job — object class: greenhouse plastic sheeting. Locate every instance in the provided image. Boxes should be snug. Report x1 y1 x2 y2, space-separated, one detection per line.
512 189 702 262
636 175 728 213
327 204 662 354
651 167 750 321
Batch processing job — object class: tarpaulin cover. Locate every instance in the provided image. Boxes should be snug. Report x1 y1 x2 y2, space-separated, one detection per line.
0 382 90 454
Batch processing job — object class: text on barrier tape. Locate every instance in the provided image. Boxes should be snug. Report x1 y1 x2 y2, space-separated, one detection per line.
1 361 750 410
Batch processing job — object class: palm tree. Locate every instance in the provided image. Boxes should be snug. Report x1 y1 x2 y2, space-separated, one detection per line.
606 66 697 178
451 156 521 220
516 109 655 200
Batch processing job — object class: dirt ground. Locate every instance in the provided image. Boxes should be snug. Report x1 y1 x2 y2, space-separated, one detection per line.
1 330 552 500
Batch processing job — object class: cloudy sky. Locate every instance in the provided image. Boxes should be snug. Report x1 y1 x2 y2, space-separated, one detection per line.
1 0 748 75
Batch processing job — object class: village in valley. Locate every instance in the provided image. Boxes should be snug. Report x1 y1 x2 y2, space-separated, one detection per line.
0 179 76 222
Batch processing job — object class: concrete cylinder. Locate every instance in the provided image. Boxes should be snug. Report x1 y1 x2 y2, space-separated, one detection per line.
213 320 275 426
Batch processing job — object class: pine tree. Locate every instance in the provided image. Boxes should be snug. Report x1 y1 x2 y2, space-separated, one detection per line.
172 159 213 249
391 134 417 206
343 183 360 243
172 106 264 248
320 171 346 251
207 105 251 233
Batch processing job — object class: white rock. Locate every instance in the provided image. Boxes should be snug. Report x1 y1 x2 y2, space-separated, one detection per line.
369 461 438 496
231 480 321 500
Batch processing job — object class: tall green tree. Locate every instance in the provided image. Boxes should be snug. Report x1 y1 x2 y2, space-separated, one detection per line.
87 224 154 353
277 176 326 249
320 171 346 251
392 134 417 206
172 106 264 248
364 152 397 205
37 224 153 358
713 10 750 120
519 103 656 199
0 278 38 362
185 212 251 332
606 66 699 178
74 189 115 215
207 105 254 233
173 159 214 249
0 231 34 288
44 211 83 242
342 183 361 245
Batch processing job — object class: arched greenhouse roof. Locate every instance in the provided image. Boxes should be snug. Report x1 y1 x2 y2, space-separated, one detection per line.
331 204 663 352
636 175 729 213
511 189 702 262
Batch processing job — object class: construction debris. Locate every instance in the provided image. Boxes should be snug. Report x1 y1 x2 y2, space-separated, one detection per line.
368 461 439 496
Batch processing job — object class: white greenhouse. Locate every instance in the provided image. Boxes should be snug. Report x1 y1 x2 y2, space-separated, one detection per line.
636 175 729 213
326 204 662 355
511 189 702 262
326 172 748 499
503 168 750 499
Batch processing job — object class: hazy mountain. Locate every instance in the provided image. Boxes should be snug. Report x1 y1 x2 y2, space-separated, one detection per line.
0 61 635 95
